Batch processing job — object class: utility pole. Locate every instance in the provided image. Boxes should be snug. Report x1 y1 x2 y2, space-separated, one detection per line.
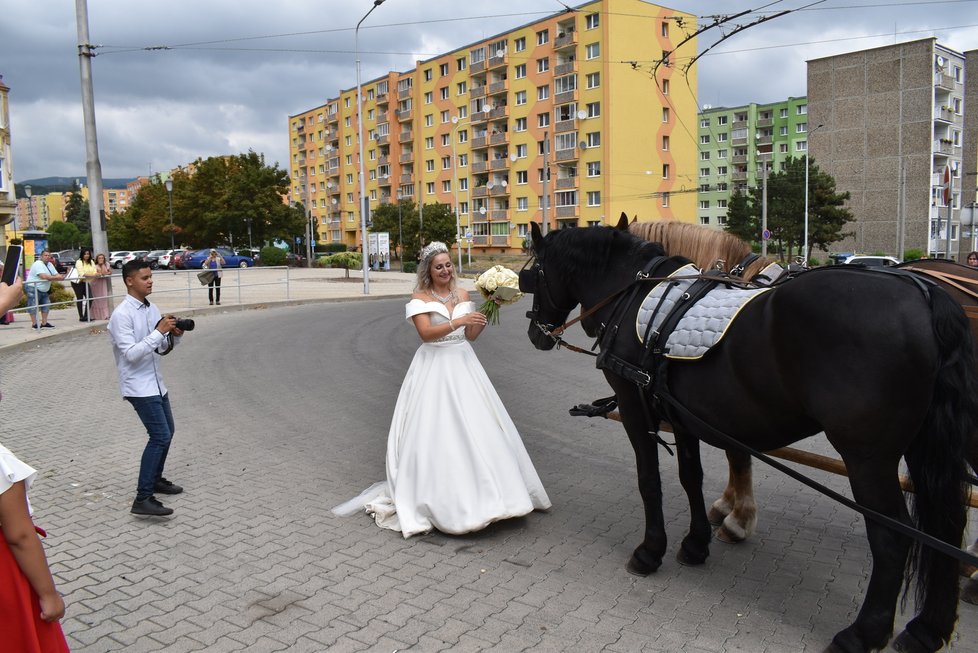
75 0 112 308
761 164 768 258
542 131 549 234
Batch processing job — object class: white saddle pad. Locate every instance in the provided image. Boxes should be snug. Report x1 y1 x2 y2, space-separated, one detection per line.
635 263 772 360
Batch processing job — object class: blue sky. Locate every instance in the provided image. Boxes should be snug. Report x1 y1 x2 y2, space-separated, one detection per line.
2 0 976 181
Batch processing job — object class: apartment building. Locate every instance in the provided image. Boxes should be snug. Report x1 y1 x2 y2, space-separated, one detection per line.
808 38 975 259
697 97 811 227
0 75 14 247
288 0 698 252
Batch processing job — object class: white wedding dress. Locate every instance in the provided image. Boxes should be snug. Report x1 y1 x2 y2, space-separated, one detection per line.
333 299 551 538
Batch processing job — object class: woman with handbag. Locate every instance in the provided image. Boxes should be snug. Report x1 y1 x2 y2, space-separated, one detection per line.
71 248 97 322
203 249 224 305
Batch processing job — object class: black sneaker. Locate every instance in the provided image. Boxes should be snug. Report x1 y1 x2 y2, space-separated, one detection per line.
154 477 183 495
131 496 173 516
41 323 55 328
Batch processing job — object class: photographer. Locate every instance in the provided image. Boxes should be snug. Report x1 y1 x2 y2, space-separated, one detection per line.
108 260 191 516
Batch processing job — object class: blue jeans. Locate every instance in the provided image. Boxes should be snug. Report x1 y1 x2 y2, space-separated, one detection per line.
126 394 175 500
25 287 50 317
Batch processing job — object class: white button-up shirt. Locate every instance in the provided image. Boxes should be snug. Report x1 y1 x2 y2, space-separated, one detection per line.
107 295 178 398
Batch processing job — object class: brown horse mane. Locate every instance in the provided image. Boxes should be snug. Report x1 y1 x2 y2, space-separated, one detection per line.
627 219 775 280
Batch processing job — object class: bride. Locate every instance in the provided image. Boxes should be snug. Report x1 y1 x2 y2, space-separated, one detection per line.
333 241 551 537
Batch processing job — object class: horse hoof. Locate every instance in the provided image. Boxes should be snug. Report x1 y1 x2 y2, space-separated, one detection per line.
962 577 978 605
714 523 747 544
890 630 928 653
707 505 728 527
676 548 708 567
625 556 660 577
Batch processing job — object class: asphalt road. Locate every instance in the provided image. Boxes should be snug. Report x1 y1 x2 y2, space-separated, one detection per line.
3 297 976 651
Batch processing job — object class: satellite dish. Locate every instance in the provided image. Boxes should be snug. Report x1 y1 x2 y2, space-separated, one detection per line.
331 198 338 205
576 110 587 120
937 55 946 67
452 116 460 124
501 180 508 187
486 182 495 189
579 141 588 150
325 145 333 151
509 153 517 161
479 207 487 214
485 103 494 112
326 181 332 188
702 104 713 110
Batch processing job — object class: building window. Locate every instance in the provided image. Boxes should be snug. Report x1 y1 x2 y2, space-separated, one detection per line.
717 216 728 226
426 159 435 172
717 199 728 208
515 64 527 79
441 134 450 146
699 200 710 209
586 13 599 29
700 216 710 225
460 201 469 214
556 132 577 151
537 85 550 101
440 87 449 100
587 191 601 206
586 72 600 89
537 58 549 73
586 102 600 118
425 114 434 127
717 166 727 175
424 92 433 105
586 132 600 148
662 135 669 151
516 144 528 158
662 164 670 179
717 149 727 159
515 117 527 132
518 197 529 211
555 190 577 207
537 29 549 45
662 107 670 123
717 115 728 125
700 118 709 128
585 43 600 60
458 129 468 143
780 126 788 136
457 57 467 71
780 108 788 118
661 21 669 37
797 122 807 133
700 135 710 144
779 143 789 153
440 110 450 123
797 104 807 115
700 151 711 160
459 178 468 190
440 63 449 76
442 180 452 193
538 112 550 127
796 141 807 151
442 156 451 170
515 37 526 52
516 90 527 105
458 153 468 167
587 161 600 177
426 182 435 195
425 137 434 149
662 79 669 95
517 170 528 184
424 69 433 81
661 192 669 207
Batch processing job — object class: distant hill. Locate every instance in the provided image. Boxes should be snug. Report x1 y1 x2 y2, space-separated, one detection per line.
15 176 135 195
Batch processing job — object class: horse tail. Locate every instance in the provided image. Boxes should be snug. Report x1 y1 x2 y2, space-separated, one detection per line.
904 285 977 630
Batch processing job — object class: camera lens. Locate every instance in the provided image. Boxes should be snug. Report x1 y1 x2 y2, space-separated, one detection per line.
174 318 195 331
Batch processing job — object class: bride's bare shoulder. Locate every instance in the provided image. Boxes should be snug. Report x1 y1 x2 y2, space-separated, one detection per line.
457 288 471 301
410 291 430 302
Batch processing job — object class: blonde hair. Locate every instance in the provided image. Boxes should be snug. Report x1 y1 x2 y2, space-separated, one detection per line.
415 241 455 291
629 220 772 279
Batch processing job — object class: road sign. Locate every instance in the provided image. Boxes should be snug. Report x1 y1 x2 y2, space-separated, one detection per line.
762 229 771 240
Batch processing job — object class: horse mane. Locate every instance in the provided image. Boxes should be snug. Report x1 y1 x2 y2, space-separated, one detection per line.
629 220 773 279
543 225 664 279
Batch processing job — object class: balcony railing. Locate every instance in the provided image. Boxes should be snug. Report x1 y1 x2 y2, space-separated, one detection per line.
555 148 578 162
470 86 486 98
490 158 509 170
934 140 954 155
489 131 508 145
471 60 486 74
471 110 488 123
556 177 577 190
732 171 748 181
400 173 413 184
399 131 413 143
488 106 508 120
472 161 488 174
489 185 509 196
400 152 413 164
375 135 389 146
554 60 577 76
396 109 412 121
554 90 577 105
554 31 578 49
756 118 773 127
491 210 508 221
555 119 576 134
488 54 507 69
471 136 489 149
473 186 488 198
488 80 508 95
555 205 577 218
376 93 388 105
398 87 412 99
732 155 747 164
935 73 956 91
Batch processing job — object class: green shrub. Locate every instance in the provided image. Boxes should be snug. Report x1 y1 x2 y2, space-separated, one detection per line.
321 252 363 278
903 248 925 262
260 246 286 266
316 243 347 254
16 282 74 310
403 261 417 274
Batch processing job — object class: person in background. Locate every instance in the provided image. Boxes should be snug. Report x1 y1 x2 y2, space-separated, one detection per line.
203 249 224 305
71 247 97 322
25 250 64 329
89 253 112 320
108 260 187 517
967 251 978 267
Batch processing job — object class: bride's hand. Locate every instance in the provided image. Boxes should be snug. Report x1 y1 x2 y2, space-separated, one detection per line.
461 312 488 327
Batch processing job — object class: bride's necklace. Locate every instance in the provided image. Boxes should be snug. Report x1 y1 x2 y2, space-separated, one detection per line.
430 288 456 304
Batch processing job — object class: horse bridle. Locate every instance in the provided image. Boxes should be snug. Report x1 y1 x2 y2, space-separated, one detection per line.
520 256 597 352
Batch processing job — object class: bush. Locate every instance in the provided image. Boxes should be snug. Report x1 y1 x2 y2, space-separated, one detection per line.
260 246 286 266
320 252 363 278
403 261 417 274
16 283 74 310
903 248 925 262
316 243 347 254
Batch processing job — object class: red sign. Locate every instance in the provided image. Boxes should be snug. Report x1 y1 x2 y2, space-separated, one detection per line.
943 165 952 205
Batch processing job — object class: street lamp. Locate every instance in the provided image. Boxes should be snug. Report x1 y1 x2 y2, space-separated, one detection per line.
803 123 824 265
164 178 175 250
356 0 386 295
396 191 404 272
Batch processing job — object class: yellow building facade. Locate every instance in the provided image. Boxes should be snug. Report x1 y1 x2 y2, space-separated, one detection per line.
288 0 698 252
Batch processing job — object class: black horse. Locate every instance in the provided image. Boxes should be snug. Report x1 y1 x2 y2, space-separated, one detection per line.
522 220 977 653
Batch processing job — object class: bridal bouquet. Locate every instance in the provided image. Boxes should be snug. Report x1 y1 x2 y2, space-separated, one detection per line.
475 265 523 325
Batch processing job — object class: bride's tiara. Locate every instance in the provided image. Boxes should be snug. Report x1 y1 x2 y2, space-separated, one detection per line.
419 241 449 263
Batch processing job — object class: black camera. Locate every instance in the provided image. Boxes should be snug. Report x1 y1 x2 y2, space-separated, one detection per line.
174 318 195 331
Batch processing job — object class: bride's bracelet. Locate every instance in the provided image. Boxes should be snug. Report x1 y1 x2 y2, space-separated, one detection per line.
449 319 455 330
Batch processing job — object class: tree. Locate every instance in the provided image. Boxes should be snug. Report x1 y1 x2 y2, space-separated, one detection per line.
724 156 853 262
113 151 305 249
47 221 81 251
65 182 90 234
723 188 755 245
369 199 457 262
321 252 363 278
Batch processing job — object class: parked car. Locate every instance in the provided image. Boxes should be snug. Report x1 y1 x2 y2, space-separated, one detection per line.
237 248 260 261
56 249 80 269
284 252 306 267
109 251 131 269
843 255 901 267
158 249 186 269
49 252 66 274
122 251 150 267
145 250 170 269
183 248 255 269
